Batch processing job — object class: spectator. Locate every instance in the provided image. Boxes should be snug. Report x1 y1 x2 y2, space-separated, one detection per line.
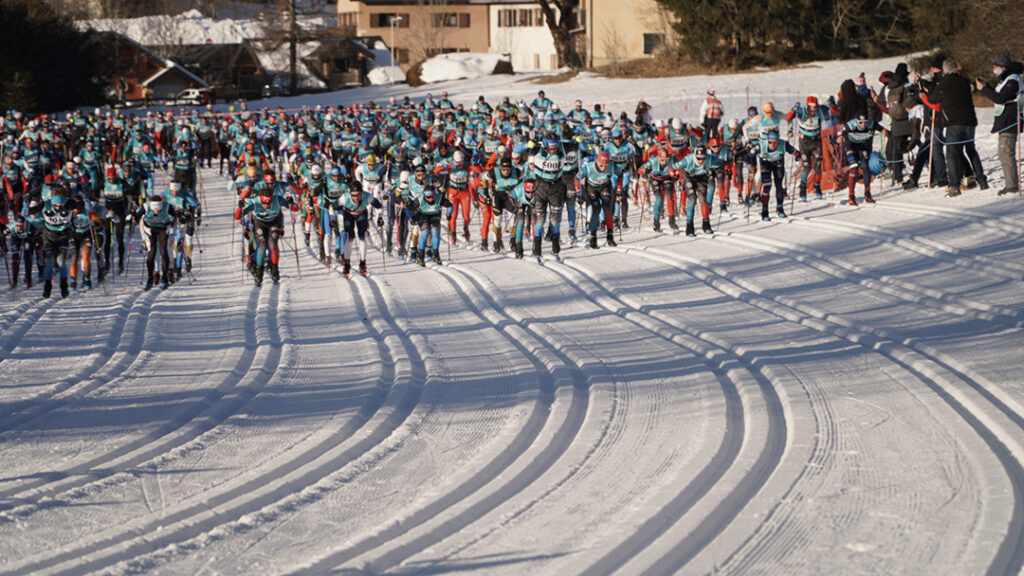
700 90 723 137
876 63 917 185
977 51 1022 195
929 58 988 197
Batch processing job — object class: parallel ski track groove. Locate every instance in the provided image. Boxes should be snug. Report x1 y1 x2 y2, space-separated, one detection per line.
537 256 786 575
295 260 593 575
716 230 1022 324
1 284 282 576
0 288 150 439
0 285 256 515
787 216 1024 278
614 244 1024 576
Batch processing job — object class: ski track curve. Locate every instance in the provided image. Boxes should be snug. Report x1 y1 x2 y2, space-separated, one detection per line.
0 283 283 575
715 227 1023 325
0 287 152 440
787 214 1024 279
612 242 1024 575
100 266 431 576
530 254 788 575
878 199 1024 239
391 253 740 576
290 258 594 575
0 282 261 517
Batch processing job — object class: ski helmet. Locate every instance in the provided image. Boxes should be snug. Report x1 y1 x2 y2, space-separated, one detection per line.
106 167 117 179
806 95 819 109
453 150 465 163
311 165 322 177
707 138 721 149
671 118 683 132
747 106 758 117
762 101 775 115
596 152 610 167
264 172 276 184
169 181 181 193
657 148 669 160
148 195 163 213
330 166 342 178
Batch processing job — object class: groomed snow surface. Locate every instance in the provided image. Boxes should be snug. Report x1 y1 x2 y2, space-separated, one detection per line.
7 59 1024 575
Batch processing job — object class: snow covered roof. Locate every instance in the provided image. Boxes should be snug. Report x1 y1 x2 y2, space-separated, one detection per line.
79 9 267 46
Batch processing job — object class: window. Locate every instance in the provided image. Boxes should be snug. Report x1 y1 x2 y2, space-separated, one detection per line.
498 9 541 28
397 48 409 64
431 12 459 28
339 12 358 28
333 58 350 72
370 13 408 28
643 33 665 55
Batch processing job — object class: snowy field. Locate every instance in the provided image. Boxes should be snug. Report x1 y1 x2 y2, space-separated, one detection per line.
5 56 1024 575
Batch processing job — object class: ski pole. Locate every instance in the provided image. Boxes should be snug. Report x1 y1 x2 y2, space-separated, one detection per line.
289 206 301 280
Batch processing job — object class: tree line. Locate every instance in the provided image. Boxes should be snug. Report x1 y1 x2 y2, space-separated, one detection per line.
653 0 1024 75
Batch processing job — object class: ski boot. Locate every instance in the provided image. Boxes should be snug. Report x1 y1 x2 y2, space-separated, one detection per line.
118 263 124 275
702 219 714 234
270 263 280 284
342 258 351 278
69 278 77 291
589 230 599 249
83 277 92 291
777 207 788 219
814 182 823 198
359 260 368 277
761 209 771 222
864 189 875 204
720 201 729 213
449 230 457 245
668 215 679 230
161 273 169 290
185 256 192 273
336 250 345 265
433 253 442 266
532 237 542 258
304 231 310 246
397 245 407 259
551 236 561 257
60 277 69 298
253 266 264 286
515 240 524 260
463 225 470 242
568 229 576 247
386 239 393 256
493 238 504 254
606 230 618 247
418 252 426 267
409 247 418 262
43 280 52 299
848 194 858 206
653 218 661 232
685 220 696 237
480 238 488 252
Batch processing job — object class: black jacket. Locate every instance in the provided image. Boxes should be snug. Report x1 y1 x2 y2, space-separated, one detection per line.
930 73 977 128
980 61 1023 133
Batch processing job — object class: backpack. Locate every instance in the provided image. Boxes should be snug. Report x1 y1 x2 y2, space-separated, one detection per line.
887 84 908 122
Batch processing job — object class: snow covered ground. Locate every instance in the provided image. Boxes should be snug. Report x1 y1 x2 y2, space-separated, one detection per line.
6 56 1024 575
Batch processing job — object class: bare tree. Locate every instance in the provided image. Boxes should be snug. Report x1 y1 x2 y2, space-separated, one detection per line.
536 0 576 68
263 0 330 93
407 0 451 64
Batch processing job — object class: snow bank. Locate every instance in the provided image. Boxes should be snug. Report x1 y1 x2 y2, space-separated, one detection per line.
420 53 510 84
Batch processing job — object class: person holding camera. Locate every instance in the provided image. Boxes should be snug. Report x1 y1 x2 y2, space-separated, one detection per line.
976 51 1023 195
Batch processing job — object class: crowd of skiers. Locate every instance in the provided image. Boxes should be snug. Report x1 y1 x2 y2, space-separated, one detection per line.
1 50 1020 295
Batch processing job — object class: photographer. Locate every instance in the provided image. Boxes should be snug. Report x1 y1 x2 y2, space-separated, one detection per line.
976 51 1023 195
927 58 989 197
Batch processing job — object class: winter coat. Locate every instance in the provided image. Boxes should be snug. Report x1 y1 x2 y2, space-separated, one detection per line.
980 61 1024 133
930 73 977 128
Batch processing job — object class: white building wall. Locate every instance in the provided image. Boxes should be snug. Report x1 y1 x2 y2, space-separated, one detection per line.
488 4 558 71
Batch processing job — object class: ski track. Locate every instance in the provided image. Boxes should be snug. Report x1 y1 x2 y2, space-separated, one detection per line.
0 287 151 440
392 253 731 576
610 242 1024 574
104 256 434 575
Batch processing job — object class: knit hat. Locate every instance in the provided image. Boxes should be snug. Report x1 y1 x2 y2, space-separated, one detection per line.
930 54 946 71
878 71 893 84
855 72 866 84
993 51 1012 68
